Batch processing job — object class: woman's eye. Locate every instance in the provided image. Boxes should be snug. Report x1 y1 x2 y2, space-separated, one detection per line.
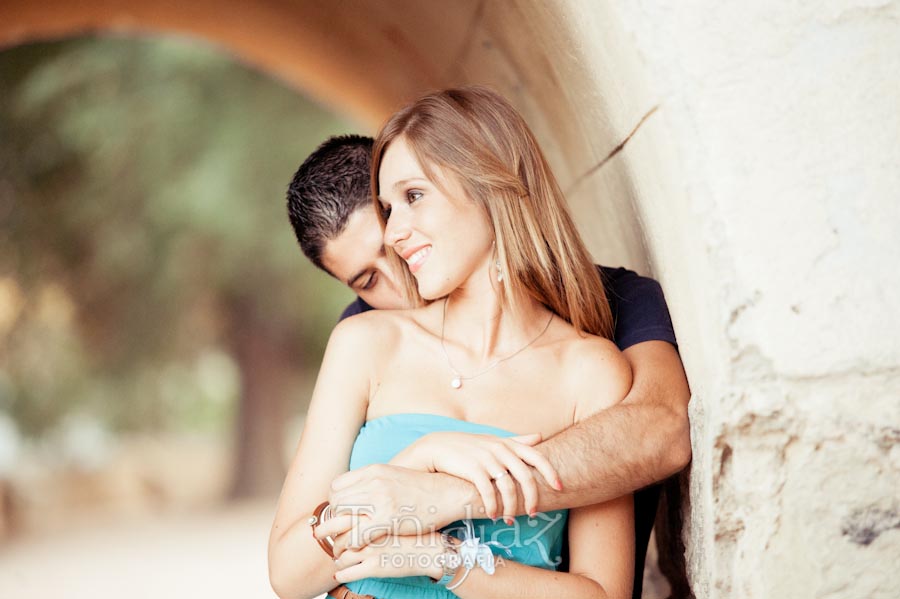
406 189 423 203
380 204 392 219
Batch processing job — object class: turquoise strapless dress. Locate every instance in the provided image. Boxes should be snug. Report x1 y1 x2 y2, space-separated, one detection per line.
328 412 568 599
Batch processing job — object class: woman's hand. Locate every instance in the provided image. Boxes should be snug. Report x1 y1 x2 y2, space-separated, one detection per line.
332 531 444 584
389 431 562 522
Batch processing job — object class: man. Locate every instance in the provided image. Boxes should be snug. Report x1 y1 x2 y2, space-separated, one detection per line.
286 134 691 598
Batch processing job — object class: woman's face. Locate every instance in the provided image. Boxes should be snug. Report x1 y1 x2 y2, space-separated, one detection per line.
377 136 495 300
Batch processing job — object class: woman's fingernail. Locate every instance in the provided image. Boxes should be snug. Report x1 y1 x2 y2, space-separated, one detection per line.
505 517 514 525
555 479 563 491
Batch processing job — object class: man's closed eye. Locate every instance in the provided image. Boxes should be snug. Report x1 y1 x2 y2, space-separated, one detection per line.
360 272 378 290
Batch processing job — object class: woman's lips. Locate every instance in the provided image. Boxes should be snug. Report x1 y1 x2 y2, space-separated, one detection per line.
405 245 432 274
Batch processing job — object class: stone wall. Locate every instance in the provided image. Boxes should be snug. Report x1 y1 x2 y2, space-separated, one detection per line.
606 2 900 596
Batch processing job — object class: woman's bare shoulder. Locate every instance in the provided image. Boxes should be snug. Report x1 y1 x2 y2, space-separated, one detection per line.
331 304 438 353
556 328 633 419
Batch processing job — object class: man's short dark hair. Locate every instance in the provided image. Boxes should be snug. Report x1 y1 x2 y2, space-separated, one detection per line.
287 134 374 273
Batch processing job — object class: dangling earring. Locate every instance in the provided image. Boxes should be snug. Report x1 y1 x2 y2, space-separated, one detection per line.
492 240 504 283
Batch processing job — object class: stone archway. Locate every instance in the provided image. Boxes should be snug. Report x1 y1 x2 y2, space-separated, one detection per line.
0 0 654 270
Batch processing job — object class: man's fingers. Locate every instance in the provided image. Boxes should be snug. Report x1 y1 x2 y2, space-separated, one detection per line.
313 514 354 540
320 514 382 557
332 525 361 558
334 558 374 584
333 547 366 570
330 467 370 491
329 530 350 556
345 519 393 552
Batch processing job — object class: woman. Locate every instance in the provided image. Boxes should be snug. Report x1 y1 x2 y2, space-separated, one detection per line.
269 87 634 599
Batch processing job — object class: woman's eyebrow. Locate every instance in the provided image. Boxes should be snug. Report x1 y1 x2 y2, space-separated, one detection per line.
391 177 427 191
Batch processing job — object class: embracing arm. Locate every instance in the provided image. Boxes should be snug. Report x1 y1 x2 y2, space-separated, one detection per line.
326 337 635 597
531 340 691 511
421 340 691 519
267 318 373 599
324 339 691 543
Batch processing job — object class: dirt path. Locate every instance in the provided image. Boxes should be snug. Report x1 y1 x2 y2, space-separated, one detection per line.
0 497 669 598
0 499 290 599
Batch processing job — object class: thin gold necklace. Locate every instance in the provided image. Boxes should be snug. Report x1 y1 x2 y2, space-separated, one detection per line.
439 297 554 390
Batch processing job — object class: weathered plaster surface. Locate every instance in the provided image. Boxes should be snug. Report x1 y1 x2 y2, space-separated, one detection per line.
608 1 900 596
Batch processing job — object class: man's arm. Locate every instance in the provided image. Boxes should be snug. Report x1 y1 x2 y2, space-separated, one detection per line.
533 340 691 510
326 273 690 536
445 340 691 516
327 339 691 547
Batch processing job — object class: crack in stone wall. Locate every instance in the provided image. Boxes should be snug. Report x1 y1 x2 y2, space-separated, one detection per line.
565 105 660 197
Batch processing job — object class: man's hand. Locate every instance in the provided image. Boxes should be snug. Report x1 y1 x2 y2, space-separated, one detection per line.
320 464 478 556
331 531 445 584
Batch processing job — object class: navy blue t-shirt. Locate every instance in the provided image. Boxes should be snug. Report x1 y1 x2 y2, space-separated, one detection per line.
338 265 677 599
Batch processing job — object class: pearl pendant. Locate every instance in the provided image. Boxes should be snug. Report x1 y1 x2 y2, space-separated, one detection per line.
451 377 462 389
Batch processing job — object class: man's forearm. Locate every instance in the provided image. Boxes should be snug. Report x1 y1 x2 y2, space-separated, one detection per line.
534 400 690 511
435 405 688 522
435 401 690 522
438 341 692 518
533 340 692 512
387 341 691 526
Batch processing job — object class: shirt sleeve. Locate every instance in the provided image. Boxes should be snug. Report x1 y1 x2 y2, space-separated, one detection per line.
338 297 375 322
599 266 678 351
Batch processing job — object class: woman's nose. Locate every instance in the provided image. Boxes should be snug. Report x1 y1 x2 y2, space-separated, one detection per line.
383 213 411 248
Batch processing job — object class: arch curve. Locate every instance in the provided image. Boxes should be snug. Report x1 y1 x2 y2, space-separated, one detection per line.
0 0 656 270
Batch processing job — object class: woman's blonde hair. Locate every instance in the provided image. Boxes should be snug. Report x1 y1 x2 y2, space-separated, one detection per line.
371 86 613 339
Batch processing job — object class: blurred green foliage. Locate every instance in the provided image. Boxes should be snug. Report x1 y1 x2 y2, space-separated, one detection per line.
0 35 356 438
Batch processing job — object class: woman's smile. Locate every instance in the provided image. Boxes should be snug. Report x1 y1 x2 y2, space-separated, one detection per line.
403 244 432 274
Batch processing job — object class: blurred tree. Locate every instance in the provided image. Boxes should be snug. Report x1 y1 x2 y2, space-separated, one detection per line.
0 35 355 497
